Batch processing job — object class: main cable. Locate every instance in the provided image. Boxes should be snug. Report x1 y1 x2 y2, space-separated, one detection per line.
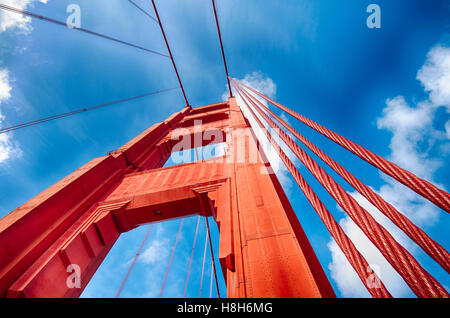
234 80 450 274
233 79 449 298
234 79 450 213
233 82 392 298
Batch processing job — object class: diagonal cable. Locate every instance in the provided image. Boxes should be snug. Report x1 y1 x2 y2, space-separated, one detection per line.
234 80 450 274
0 87 179 134
0 3 168 58
232 79 449 298
235 79 450 213
151 0 190 108
233 82 392 298
128 0 157 23
211 0 232 98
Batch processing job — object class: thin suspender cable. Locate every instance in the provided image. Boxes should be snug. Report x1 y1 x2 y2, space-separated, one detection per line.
211 0 232 98
205 214 221 298
151 0 190 108
159 218 185 298
128 0 158 23
234 80 450 274
234 78 450 213
233 81 449 298
0 87 179 135
115 224 154 298
199 224 209 298
195 147 200 162
0 4 168 58
183 216 201 297
233 83 392 298
209 261 214 298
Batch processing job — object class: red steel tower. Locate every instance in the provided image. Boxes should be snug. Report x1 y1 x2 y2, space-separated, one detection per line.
0 97 336 298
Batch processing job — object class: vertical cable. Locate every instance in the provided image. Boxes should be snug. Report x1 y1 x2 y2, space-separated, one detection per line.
199 224 209 298
115 224 154 298
183 216 201 297
159 219 185 298
205 213 221 298
209 261 214 298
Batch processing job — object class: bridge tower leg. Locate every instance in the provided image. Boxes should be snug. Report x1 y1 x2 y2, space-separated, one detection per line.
0 98 334 298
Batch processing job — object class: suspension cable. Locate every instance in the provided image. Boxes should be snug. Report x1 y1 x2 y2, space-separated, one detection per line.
115 224 154 298
233 82 392 298
159 218 185 298
234 78 450 213
205 214 221 298
0 3 168 58
199 223 209 298
209 261 214 298
0 87 178 135
128 0 157 23
151 0 190 108
196 191 221 298
211 0 232 98
233 79 450 274
233 80 449 298
183 216 201 297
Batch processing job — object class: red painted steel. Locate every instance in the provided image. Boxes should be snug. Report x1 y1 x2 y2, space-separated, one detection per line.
234 83 392 298
234 81 449 298
233 79 450 274
0 98 333 298
234 78 450 213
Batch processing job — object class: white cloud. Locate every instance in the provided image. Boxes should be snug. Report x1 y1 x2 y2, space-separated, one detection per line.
140 239 170 265
0 0 48 33
0 69 12 101
0 1 48 164
328 44 450 297
417 45 450 110
377 97 441 181
445 121 450 139
0 69 21 164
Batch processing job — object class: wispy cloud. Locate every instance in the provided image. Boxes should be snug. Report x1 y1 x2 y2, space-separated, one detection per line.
0 1 49 164
328 44 450 297
0 69 22 163
0 0 48 34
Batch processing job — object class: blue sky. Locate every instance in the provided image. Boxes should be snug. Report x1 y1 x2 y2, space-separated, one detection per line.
0 0 449 298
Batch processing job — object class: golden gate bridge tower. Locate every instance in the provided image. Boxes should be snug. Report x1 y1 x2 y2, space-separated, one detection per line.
0 1 448 298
